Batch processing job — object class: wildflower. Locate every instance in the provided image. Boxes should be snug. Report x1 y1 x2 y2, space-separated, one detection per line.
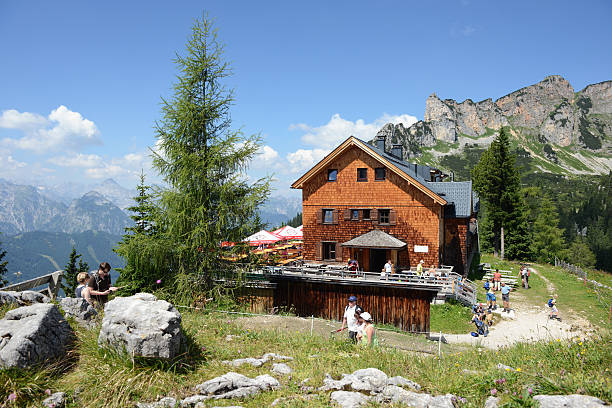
528 387 533 395
156 279 161 284
560 369 566 376
516 367 522 372
579 342 583 346
8 393 17 402
491 388 498 396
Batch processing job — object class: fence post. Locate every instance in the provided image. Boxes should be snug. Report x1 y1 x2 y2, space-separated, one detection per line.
311 315 314 336
438 330 442 358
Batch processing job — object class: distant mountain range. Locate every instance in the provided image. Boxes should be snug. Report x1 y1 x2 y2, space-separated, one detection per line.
373 76 611 179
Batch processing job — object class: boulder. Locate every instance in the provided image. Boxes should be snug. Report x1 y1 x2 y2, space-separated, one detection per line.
0 304 73 369
136 397 177 408
375 385 456 407
386 376 421 391
98 293 182 359
271 363 292 375
319 368 418 394
42 392 66 408
222 352 293 367
0 290 50 306
0 291 18 305
533 394 607 407
484 396 499 408
330 391 371 408
194 372 280 400
59 298 97 327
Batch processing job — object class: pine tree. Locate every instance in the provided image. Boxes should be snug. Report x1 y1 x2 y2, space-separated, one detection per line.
533 194 566 264
472 128 531 259
125 171 158 236
133 15 270 302
287 212 302 228
63 246 81 296
78 258 90 274
0 236 8 287
567 238 596 269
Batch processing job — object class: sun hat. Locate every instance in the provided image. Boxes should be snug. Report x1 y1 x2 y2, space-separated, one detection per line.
348 295 357 302
360 312 372 322
419 260 424 264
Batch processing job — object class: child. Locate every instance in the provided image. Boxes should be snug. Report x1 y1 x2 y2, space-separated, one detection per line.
485 309 494 326
486 280 496 310
548 294 561 321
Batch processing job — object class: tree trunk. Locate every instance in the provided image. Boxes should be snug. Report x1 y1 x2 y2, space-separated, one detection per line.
500 226 505 260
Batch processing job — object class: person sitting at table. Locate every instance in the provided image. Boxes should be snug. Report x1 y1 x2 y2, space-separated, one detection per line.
427 264 436 276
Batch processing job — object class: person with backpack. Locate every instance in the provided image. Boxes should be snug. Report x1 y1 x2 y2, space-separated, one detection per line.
548 295 561 321
340 295 360 342
86 262 118 307
486 279 496 310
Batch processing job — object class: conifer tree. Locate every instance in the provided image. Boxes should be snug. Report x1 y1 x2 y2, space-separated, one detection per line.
472 128 531 259
533 194 566 263
63 246 81 295
0 237 8 287
130 15 270 302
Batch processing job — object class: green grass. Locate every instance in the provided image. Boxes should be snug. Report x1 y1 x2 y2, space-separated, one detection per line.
430 299 473 333
2 307 611 407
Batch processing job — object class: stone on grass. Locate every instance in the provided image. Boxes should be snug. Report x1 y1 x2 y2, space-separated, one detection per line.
484 396 500 408
319 368 391 393
98 293 182 359
222 352 293 367
386 376 421 391
0 303 73 369
496 363 515 371
271 362 292 375
136 397 177 408
0 290 50 306
194 372 280 400
42 392 66 408
330 391 371 408
533 394 607 407
375 385 456 407
178 395 209 407
0 291 18 305
59 297 97 327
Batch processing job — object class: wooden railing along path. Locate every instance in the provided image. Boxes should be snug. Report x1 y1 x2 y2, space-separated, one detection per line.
2 270 64 300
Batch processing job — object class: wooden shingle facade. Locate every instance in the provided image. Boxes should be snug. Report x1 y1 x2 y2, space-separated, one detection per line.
292 136 479 274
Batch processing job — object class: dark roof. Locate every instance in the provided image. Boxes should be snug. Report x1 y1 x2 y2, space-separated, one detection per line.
342 229 407 249
360 138 475 218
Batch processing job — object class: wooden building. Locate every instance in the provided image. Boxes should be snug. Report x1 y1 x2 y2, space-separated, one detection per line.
291 136 479 274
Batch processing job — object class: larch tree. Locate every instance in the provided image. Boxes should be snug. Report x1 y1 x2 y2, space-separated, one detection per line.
472 128 531 259
151 15 270 302
63 246 81 296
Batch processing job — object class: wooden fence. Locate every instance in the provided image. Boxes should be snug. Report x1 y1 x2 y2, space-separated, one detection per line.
2 271 64 299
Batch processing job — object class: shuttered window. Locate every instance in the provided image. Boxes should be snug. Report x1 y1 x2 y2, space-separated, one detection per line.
379 209 390 224
323 242 336 261
323 209 334 224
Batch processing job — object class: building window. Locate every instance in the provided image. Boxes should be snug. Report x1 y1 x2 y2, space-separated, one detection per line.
351 209 359 220
375 167 386 180
323 242 336 260
379 209 390 224
362 209 371 220
323 209 334 224
327 169 337 182
357 168 367 182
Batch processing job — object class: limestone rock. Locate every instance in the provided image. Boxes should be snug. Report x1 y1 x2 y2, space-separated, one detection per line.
330 391 371 408
136 397 177 408
222 352 293 367
532 394 607 407
484 396 500 408
271 362 292 375
386 375 421 391
178 395 209 407
0 290 50 305
375 385 456 407
0 304 73 369
319 369 421 394
42 392 66 408
194 372 280 400
0 291 18 305
98 293 182 359
59 297 97 327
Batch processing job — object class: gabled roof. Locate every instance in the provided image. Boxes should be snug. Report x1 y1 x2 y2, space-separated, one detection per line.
291 137 447 205
341 229 407 249
425 181 474 218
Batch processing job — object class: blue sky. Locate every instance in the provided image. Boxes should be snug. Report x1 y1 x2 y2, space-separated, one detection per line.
1 0 610 196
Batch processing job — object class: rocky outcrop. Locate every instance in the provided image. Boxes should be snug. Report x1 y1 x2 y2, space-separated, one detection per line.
42 392 66 408
194 372 280 400
371 76 612 164
59 297 97 327
98 293 182 359
222 352 293 368
0 303 73 369
0 290 50 306
533 394 607 407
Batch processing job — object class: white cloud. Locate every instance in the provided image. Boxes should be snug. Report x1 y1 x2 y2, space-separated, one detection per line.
291 112 417 149
0 153 27 171
286 148 330 173
48 153 102 168
259 145 279 162
0 105 101 153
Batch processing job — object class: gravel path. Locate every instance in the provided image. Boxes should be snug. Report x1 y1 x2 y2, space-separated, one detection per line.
444 268 592 348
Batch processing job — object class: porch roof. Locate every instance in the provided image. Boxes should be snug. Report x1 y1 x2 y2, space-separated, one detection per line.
341 229 407 250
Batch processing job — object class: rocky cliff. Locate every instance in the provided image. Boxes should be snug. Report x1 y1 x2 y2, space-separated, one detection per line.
374 76 612 175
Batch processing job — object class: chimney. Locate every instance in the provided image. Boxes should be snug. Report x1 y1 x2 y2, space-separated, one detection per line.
376 135 386 152
391 144 403 159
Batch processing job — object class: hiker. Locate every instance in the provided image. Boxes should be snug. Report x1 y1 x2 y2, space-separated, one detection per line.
522 266 530 289
354 306 364 336
75 272 92 304
501 282 511 312
471 312 489 337
486 281 496 310
356 312 378 347
493 269 502 291
485 308 494 326
348 258 359 272
340 295 360 342
416 259 424 276
86 262 118 307
548 295 561 321
381 259 393 279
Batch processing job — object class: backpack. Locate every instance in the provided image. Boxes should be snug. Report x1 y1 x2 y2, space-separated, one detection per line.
547 298 554 307
483 281 490 290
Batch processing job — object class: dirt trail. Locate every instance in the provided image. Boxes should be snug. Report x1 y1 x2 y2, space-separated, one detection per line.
445 267 593 348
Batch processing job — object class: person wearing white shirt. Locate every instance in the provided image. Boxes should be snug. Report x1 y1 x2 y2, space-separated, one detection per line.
340 295 360 342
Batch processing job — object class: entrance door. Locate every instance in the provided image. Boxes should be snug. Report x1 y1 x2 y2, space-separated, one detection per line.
370 249 387 273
